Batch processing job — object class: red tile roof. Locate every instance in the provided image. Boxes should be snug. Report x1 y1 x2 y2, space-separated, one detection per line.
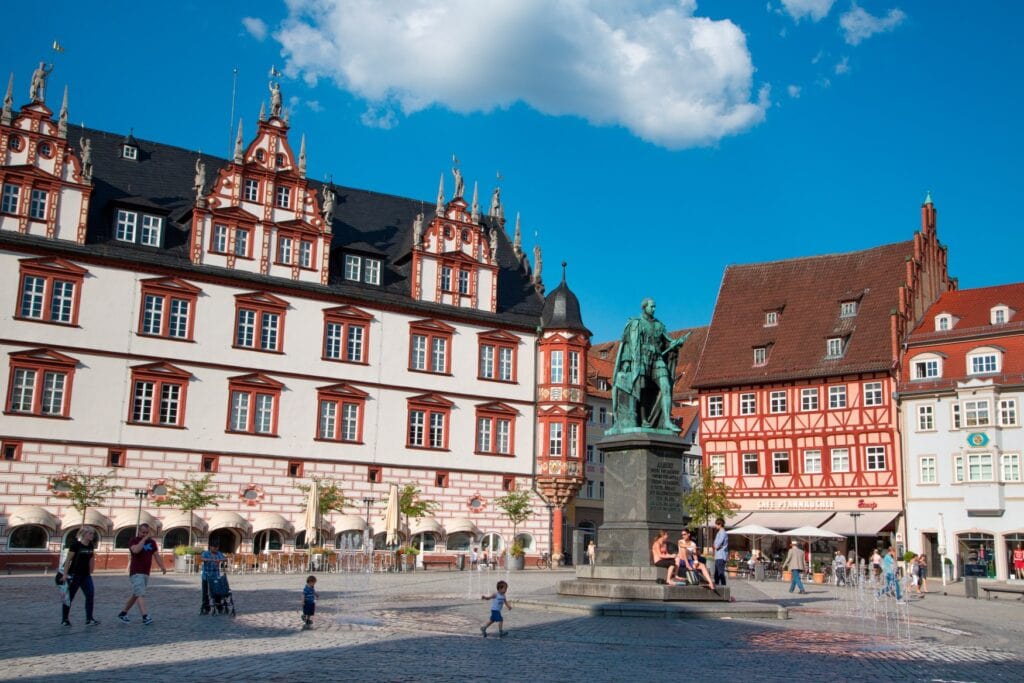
693 242 915 388
908 282 1024 340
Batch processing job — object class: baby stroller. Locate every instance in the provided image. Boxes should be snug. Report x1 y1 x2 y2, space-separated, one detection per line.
208 574 236 617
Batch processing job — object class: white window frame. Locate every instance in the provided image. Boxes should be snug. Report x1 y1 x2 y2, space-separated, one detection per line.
803 449 822 474
569 351 580 385
364 258 381 285
772 451 790 475
829 385 847 409
764 311 778 327
275 185 291 208
753 347 767 366
917 404 934 431
953 454 964 483
963 399 991 427
935 315 952 331
707 396 723 418
710 455 725 477
244 178 258 202
999 398 1018 426
863 382 883 407
800 388 818 412
115 209 137 242
742 452 758 475
826 337 844 358
549 350 564 384
344 255 361 282
919 456 937 484
29 188 47 220
122 144 138 160
213 224 228 253
769 390 786 414
866 446 886 471
299 240 313 269
840 301 857 317
912 357 940 379
967 453 994 482
991 306 1009 325
831 448 850 473
1002 453 1021 482
140 214 162 247
740 393 756 415
952 403 961 430
968 350 999 375
2 183 20 213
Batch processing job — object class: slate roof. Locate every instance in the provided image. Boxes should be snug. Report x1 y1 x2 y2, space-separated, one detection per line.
541 275 590 335
692 242 915 389
20 126 546 328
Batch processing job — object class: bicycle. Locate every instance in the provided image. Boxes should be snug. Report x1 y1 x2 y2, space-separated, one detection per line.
535 552 553 570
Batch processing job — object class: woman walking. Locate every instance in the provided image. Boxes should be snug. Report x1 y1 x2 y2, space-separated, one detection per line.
60 526 99 626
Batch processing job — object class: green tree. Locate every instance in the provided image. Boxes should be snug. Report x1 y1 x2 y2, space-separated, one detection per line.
495 489 533 552
400 484 439 548
296 476 350 546
154 473 221 548
50 467 121 529
681 466 738 549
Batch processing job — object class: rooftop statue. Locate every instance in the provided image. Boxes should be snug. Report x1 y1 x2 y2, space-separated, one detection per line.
608 298 690 434
452 165 464 199
269 80 282 118
321 186 336 224
194 158 206 201
29 62 53 102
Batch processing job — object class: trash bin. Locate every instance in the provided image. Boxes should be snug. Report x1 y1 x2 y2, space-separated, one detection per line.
456 554 465 571
964 576 978 599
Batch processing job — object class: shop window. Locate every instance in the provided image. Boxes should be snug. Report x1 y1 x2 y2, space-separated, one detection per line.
8 525 48 549
108 449 125 468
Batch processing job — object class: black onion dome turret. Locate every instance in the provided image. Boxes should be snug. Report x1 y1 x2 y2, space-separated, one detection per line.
540 262 591 335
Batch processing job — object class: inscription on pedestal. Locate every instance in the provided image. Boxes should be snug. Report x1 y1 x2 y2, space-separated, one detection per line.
648 458 681 520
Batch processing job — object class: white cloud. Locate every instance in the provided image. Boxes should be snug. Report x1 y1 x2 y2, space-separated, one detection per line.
811 50 824 64
787 84 801 98
241 16 268 41
780 0 835 22
834 56 849 74
840 4 906 45
274 0 768 149
361 106 398 130
306 100 323 113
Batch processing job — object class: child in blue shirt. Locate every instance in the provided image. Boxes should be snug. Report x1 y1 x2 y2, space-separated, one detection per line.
480 580 511 637
302 575 318 629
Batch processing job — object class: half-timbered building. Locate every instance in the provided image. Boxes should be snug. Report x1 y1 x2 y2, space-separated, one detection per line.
693 198 953 559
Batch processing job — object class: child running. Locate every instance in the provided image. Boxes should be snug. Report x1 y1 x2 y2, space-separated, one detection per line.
301 575 318 629
480 580 511 638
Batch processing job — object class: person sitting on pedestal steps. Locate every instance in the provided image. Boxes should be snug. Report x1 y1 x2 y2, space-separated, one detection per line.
668 530 714 589
651 530 675 584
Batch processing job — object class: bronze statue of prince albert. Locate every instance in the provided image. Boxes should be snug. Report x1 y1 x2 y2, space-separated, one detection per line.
608 298 689 435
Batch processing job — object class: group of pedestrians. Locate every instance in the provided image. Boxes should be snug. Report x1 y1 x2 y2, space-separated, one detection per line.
650 518 731 591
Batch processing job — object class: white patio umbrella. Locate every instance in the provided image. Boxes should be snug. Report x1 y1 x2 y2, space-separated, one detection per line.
383 483 401 548
937 512 948 586
304 479 320 572
783 526 845 569
727 524 779 558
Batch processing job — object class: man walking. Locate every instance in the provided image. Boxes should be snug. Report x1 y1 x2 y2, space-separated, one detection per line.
783 540 807 594
117 522 167 625
712 518 728 586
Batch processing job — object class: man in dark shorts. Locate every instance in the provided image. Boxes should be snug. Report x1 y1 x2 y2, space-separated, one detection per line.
117 523 167 625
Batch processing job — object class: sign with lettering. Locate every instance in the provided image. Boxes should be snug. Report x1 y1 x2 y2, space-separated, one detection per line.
755 499 835 511
857 499 878 509
647 458 682 520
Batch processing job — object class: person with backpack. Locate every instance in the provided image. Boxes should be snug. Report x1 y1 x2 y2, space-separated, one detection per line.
200 538 227 614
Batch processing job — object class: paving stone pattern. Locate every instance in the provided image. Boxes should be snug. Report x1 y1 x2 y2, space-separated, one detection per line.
2 569 1022 682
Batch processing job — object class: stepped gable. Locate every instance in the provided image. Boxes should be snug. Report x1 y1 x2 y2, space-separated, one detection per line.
49 127 543 322
693 241 914 388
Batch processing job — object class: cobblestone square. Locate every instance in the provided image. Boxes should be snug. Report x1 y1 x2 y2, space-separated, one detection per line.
3 570 1023 682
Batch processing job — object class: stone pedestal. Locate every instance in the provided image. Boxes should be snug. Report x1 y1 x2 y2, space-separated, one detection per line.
559 432 725 602
595 432 690 567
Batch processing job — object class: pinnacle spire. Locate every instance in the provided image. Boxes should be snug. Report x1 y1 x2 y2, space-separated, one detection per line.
471 181 480 222
435 172 445 216
298 134 307 176
58 85 68 138
924 190 933 205
1 73 13 125
234 119 244 163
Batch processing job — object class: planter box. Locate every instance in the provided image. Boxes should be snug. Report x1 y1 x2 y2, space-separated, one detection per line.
509 555 525 571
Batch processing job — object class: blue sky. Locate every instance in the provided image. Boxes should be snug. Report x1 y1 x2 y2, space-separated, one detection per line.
3 1 1022 342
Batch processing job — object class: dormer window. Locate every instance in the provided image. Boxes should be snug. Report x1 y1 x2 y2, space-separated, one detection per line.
343 255 382 285
840 301 857 318
765 311 779 327
967 347 1001 375
122 144 138 160
935 314 953 331
991 305 1012 325
753 346 767 366
115 209 163 247
911 355 942 380
826 337 846 359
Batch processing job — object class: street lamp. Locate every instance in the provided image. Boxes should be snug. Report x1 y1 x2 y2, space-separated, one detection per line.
850 512 862 577
133 489 148 534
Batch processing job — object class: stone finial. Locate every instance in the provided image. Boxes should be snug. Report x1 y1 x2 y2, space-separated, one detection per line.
435 172 445 216
79 137 93 183
194 157 207 204
413 212 424 248
532 243 544 293
284 107 290 125
2 73 14 125
234 119 244 163
259 101 267 122
58 86 68 138
298 134 307 176
513 212 523 260
489 226 498 265
471 181 480 222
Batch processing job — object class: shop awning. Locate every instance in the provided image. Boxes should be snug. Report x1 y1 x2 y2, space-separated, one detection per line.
252 512 293 534
446 518 480 537
207 511 251 533
161 511 207 533
333 515 367 533
410 517 444 536
725 512 752 528
821 511 899 536
61 509 113 533
112 510 161 531
6 506 59 531
736 512 834 530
